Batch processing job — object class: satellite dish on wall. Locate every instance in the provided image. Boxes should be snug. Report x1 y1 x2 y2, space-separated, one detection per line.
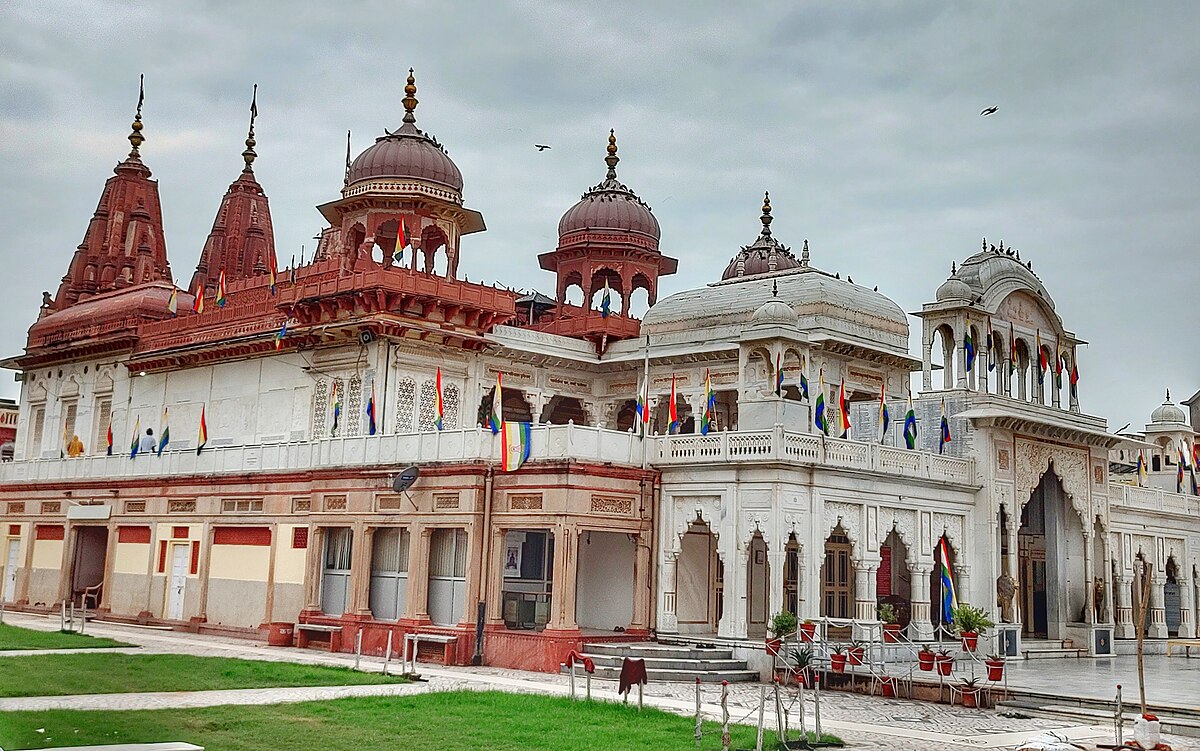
392 466 420 494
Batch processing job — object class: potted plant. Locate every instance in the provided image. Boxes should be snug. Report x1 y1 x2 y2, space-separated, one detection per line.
879 674 897 697
958 677 982 708
830 645 848 673
847 640 866 666
950 603 995 652
791 647 815 687
799 618 817 643
935 648 954 676
917 644 935 671
879 604 901 643
767 611 798 656
985 654 1005 682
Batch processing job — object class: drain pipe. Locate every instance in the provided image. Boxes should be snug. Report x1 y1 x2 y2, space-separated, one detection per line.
472 463 495 665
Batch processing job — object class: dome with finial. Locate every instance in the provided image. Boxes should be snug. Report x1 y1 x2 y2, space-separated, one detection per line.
557 130 660 241
1150 390 1187 425
346 70 464 193
935 237 1055 310
721 193 803 280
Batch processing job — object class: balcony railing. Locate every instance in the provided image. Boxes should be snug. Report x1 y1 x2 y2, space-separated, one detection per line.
654 428 979 486
1110 482 1200 516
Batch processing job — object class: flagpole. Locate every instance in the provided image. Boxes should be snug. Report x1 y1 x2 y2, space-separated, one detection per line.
641 335 651 470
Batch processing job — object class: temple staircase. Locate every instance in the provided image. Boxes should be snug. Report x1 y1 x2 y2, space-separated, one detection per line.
1020 638 1089 659
560 642 758 683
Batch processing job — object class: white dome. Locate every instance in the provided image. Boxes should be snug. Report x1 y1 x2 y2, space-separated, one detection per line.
1151 398 1187 425
750 299 799 326
936 277 972 302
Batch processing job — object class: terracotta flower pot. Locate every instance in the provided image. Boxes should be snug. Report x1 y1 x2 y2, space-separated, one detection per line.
883 623 902 643
960 631 979 652
830 654 847 673
848 646 865 665
881 676 896 697
799 623 817 643
797 668 813 688
918 651 935 671
766 638 782 656
961 689 979 708
985 660 1004 682
936 654 954 676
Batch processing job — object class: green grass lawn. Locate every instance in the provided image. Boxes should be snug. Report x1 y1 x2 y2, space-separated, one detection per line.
0 653 405 698
0 690 841 750
0 623 130 651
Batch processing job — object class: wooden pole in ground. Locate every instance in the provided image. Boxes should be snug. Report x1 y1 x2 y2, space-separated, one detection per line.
774 680 786 744
383 631 393 676
755 685 766 751
1134 559 1148 716
814 672 823 741
720 680 731 751
586 669 592 701
569 661 576 700
354 630 362 671
694 677 702 746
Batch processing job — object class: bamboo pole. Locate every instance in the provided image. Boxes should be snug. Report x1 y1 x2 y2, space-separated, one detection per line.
755 685 766 751
721 680 731 751
694 677 702 745
383 631 393 676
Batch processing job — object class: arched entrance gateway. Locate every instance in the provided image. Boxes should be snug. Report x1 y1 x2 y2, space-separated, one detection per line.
1018 470 1087 640
675 520 722 635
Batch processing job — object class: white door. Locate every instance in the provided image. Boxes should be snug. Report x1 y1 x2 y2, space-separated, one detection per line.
3 540 19 602
167 545 188 620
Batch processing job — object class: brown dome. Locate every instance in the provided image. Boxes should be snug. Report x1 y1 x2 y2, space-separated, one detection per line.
721 193 804 280
558 131 660 241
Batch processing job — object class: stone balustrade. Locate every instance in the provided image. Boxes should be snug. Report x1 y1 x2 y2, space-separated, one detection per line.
1109 482 1200 516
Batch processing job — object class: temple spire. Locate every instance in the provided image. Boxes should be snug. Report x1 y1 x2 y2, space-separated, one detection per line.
605 129 619 180
241 84 258 173
127 74 145 159
402 69 418 125
343 130 351 184
759 191 773 238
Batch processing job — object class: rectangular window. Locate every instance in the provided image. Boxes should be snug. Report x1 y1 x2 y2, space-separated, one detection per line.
213 527 271 546
93 398 112 455
117 526 151 544
30 406 45 458
320 528 353 616
369 528 411 621
427 528 468 626
292 527 309 549
221 499 264 513
35 524 64 541
61 401 77 452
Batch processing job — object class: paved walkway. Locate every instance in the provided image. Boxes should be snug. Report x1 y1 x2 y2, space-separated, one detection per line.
0 613 1184 750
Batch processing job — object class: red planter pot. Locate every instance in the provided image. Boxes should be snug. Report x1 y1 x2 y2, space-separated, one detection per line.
883 623 902 643
799 623 817 643
985 660 1005 682
936 655 954 676
848 646 865 666
917 652 935 671
797 668 813 688
766 638 782 656
880 676 896 697
830 654 847 673
960 689 979 708
960 631 979 652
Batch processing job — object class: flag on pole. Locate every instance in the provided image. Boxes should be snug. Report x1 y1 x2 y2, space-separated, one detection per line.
937 536 959 625
939 398 951 454
501 421 531 472
1036 330 1047 384
156 408 169 456
1178 449 1185 493
775 353 784 396
129 415 141 459
393 219 409 264
289 254 298 285
192 281 205 314
330 381 341 437
1069 360 1079 399
366 382 377 436
814 370 828 435
1137 451 1148 487
106 417 114 456
274 318 288 350
799 355 809 401
488 373 503 435
700 369 715 435
1054 338 1064 389
668 374 678 434
838 378 851 438
986 318 996 372
216 269 228 307
1008 322 1017 376
196 405 208 455
903 392 918 450
1193 442 1200 472
877 383 890 444
634 378 650 436
963 320 975 373
167 288 178 317
434 368 444 431
268 251 277 295
600 279 612 318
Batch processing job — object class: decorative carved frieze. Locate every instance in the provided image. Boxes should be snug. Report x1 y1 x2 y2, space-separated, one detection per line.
1014 438 1090 521
590 495 632 515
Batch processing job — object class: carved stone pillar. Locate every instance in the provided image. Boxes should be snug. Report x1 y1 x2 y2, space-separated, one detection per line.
922 339 933 391
350 526 375 617
1083 534 1095 624
853 559 876 621
658 549 680 634
1101 540 1115 625
1178 575 1195 638
485 527 507 624
410 527 434 621
1147 575 1168 639
1114 573 1134 639
547 526 577 630
910 564 933 641
957 564 972 608
767 549 786 624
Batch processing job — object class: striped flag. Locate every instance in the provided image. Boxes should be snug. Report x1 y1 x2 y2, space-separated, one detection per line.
105 417 113 456
501 421 531 472
1008 323 1017 376
600 279 612 318
216 269 228 307
1178 449 1186 494
167 288 178 316
775 353 784 396
1054 338 1064 389
668 374 679 434
937 536 959 625
939 398 951 454
366 383 377 436
799 355 809 401
1069 360 1079 399
268 251 277 295
1036 330 1047 384
838 378 851 438
156 408 169 456
393 219 409 264
634 378 650 436
192 281 205 314
330 381 341 437
700 369 715 435
129 415 141 459
963 319 975 373
196 405 208 455
1137 451 1148 487
434 368 444 430
877 383 890 444
903 392 918 450
488 373 503 435
274 318 288 351
986 318 996 372
814 370 828 435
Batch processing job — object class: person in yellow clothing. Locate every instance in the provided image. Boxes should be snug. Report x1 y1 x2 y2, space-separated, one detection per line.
66 434 85 458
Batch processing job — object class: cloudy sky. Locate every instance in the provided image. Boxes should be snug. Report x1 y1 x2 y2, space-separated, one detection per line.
1 1 1196 431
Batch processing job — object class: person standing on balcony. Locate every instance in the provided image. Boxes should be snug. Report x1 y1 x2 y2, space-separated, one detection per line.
138 428 157 456
66 434 85 458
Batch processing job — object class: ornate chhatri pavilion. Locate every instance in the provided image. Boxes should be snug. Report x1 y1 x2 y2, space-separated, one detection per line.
0 73 1195 675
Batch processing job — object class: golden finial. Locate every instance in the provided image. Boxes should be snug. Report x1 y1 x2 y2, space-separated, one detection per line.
760 191 773 236
242 83 258 172
128 73 145 158
402 69 419 124
605 129 619 179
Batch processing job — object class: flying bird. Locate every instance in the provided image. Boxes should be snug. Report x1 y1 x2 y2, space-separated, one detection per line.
534 144 551 151
980 106 998 116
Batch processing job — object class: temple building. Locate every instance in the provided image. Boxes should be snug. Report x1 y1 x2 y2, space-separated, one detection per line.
0 74 1196 674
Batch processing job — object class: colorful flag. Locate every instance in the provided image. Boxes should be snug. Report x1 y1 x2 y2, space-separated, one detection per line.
289 254 297 285
799 355 809 401
1008 322 1017 376
1069 360 1079 399
366 383 377 436
216 269 228 307
936 537 959 625
700 369 715 435
129 415 141 459
939 398 951 454
986 318 996 372
838 378 851 438
167 288 178 316
903 392 918 450
877 383 890 444
105 417 113 456
192 281 205 314
156 408 169 456
814 370 828 435
1054 338 1064 389
668 374 678 434
1193 443 1200 471
330 381 341 437
393 219 409 264
963 320 975 373
268 251 278 295
434 368 444 430
1178 449 1185 493
501 421 531 471
775 353 784 396
274 318 288 351
488 373 503 435
196 405 208 455
634 379 650 436
600 279 612 318
1137 451 1148 487
1036 330 1047 384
